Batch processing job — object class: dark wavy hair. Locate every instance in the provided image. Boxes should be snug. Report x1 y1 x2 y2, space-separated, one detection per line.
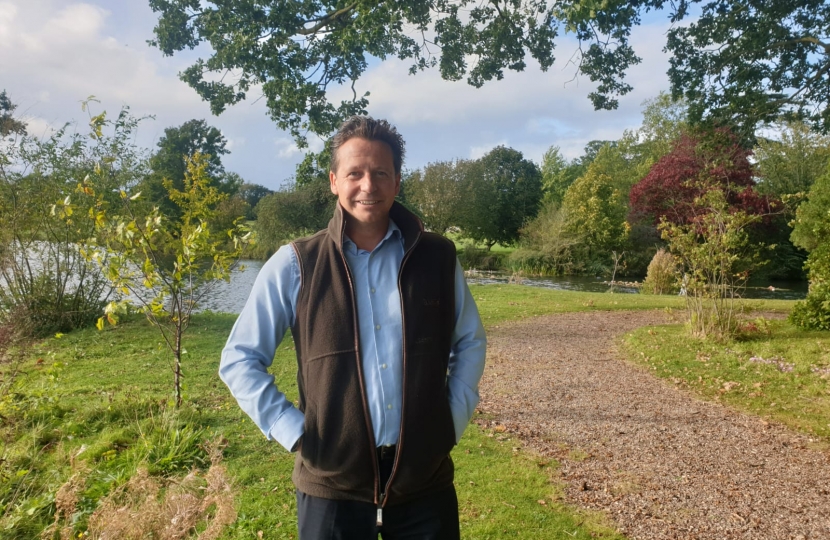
329 116 405 174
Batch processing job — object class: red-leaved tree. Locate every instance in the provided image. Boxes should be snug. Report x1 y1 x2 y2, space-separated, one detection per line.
629 128 776 226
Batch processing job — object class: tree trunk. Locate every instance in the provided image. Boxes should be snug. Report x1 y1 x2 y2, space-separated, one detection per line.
174 327 182 408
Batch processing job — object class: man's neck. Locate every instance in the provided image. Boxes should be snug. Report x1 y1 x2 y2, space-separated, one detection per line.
345 217 390 252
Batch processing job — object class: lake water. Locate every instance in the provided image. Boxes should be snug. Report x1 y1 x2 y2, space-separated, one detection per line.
197 260 808 314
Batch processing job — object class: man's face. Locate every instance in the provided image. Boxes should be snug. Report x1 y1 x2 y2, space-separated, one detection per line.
330 137 401 229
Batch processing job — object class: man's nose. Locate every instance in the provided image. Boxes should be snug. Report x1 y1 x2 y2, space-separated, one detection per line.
359 173 378 192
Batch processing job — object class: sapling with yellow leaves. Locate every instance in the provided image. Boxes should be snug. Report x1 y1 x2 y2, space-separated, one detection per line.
55 139 251 406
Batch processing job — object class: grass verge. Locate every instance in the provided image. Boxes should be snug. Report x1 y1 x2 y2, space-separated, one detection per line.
622 318 830 442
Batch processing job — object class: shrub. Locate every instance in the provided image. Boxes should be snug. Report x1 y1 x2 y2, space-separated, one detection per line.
789 281 830 330
457 242 503 271
1 272 106 338
640 249 679 295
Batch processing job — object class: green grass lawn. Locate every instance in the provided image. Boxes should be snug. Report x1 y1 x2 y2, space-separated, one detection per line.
622 318 830 442
0 288 802 539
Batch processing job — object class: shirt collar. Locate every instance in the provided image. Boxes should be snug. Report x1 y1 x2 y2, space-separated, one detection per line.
343 219 404 255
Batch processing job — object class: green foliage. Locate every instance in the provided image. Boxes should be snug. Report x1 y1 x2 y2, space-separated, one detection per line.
141 119 239 219
660 190 768 340
635 93 688 164
55 114 252 407
510 202 585 275
294 146 332 187
789 282 830 330
251 178 334 259
539 146 573 206
640 249 679 295
460 146 542 248
457 241 504 271
756 120 830 202
790 165 830 329
148 0 558 146
561 147 630 260
404 159 467 233
0 90 26 137
150 0 830 151
0 102 145 338
236 183 273 220
662 1 830 132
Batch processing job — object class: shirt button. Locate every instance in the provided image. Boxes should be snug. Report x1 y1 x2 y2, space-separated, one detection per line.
375 324 381 330
370 287 376 294
381 363 387 369
387 404 393 410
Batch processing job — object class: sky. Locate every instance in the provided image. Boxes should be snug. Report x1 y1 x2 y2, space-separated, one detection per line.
1 0 676 191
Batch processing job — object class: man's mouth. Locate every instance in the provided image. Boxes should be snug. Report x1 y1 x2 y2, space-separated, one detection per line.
356 200 381 205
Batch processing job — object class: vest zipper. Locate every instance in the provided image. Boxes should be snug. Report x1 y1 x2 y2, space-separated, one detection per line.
336 233 381 511
380 229 422 513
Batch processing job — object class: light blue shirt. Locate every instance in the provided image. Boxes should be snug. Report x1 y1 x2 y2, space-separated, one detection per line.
219 220 487 452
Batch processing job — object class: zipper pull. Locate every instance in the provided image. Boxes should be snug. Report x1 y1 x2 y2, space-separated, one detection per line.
376 493 385 526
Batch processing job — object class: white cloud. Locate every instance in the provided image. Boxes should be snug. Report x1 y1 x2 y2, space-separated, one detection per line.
24 116 58 138
225 136 245 151
274 137 302 159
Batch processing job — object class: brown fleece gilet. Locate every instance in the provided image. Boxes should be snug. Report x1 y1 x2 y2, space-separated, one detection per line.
289 202 457 506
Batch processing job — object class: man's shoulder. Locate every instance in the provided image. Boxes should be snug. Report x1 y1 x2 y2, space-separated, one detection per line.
290 228 330 249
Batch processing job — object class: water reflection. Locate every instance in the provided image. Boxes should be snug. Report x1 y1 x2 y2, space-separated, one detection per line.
196 260 808 315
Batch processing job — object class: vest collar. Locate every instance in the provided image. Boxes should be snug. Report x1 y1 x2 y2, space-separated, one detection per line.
328 201 424 253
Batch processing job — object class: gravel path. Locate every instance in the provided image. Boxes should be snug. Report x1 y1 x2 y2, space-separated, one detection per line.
478 310 830 539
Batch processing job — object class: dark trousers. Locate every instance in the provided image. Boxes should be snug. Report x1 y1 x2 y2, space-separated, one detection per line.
296 484 460 540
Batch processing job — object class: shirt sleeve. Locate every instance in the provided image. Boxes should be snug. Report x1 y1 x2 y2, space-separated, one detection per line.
219 244 305 452
447 258 487 442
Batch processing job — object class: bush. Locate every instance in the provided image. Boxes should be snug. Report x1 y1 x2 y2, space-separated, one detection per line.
457 242 504 271
640 249 679 295
789 164 830 331
1 272 106 338
789 281 830 330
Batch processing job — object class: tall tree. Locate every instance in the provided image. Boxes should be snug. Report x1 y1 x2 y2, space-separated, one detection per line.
561 146 630 259
540 146 574 206
144 119 236 216
635 93 688 165
405 160 466 234
752 120 830 279
460 146 542 248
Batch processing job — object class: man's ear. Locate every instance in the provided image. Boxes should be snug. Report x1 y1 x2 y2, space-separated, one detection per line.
329 170 338 195
394 173 401 196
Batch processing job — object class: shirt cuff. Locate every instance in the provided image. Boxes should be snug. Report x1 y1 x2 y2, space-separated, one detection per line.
269 407 305 452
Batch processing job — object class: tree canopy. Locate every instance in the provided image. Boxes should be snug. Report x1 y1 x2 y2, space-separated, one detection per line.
149 0 830 142
755 120 830 203
404 160 467 234
460 146 542 248
143 119 237 215
629 129 774 226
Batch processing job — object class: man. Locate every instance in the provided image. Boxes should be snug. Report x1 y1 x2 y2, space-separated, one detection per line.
219 116 486 539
